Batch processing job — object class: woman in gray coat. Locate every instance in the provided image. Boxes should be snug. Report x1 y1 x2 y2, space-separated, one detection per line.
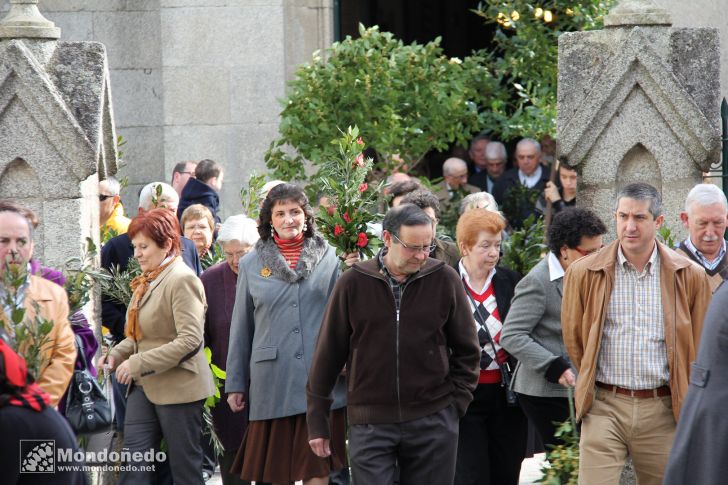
225 184 355 485
500 208 606 446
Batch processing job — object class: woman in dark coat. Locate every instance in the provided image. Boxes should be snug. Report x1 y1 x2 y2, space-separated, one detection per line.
663 282 728 485
453 208 527 485
0 332 87 485
201 215 259 485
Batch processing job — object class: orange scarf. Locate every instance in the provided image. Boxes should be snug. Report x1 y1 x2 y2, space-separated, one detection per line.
125 258 176 341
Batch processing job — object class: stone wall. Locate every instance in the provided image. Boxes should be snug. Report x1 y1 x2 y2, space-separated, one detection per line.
0 33 116 268
654 0 728 104
557 2 721 241
28 0 333 218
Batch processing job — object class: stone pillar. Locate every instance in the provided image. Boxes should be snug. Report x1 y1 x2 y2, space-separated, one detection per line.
557 0 721 240
0 0 117 268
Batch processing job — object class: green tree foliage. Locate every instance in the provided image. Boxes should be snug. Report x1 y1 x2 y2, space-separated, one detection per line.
265 24 500 184
500 214 547 275
474 0 614 139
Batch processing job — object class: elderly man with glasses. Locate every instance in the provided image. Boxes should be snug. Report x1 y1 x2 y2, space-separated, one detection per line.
306 203 480 485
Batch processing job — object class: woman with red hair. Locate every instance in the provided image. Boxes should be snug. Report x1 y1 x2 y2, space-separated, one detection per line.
453 208 527 485
99 209 215 485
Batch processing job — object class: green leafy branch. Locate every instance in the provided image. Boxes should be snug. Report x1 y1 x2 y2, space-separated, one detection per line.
315 126 383 260
239 172 268 221
204 347 227 456
63 237 99 315
541 387 580 484
1 259 55 379
200 243 226 271
97 258 141 307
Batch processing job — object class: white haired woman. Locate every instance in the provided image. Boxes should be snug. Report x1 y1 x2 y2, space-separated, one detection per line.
201 215 260 485
459 191 500 215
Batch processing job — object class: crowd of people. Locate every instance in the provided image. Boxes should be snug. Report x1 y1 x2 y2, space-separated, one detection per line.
2 135 728 485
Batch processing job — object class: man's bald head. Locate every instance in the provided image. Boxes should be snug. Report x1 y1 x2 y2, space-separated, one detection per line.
442 157 469 189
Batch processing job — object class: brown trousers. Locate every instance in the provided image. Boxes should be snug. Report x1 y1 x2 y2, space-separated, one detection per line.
578 387 676 485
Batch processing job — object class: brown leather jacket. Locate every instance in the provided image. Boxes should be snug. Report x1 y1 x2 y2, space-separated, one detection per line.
561 240 711 421
0 275 77 407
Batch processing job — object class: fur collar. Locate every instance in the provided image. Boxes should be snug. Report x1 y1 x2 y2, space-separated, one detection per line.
255 233 329 283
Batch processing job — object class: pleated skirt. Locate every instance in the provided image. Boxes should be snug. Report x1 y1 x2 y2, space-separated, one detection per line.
231 408 347 483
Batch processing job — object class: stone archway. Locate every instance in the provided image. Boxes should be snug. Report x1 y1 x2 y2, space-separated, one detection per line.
615 143 663 195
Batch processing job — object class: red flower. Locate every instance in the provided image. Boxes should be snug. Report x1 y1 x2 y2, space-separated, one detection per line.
343 212 352 223
356 232 369 248
358 183 368 193
326 205 336 216
334 224 344 236
356 137 364 145
354 153 365 168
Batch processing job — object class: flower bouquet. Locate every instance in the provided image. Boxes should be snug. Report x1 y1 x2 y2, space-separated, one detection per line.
316 126 382 264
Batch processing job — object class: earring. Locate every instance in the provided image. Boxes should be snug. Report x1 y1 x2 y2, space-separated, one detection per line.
271 227 275 237
303 222 308 232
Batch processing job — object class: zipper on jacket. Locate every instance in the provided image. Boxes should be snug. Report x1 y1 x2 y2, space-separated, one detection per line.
376 269 428 422
395 307 402 422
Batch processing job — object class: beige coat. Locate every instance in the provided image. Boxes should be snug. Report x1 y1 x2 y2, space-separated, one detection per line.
561 240 711 422
1 275 77 407
111 257 215 405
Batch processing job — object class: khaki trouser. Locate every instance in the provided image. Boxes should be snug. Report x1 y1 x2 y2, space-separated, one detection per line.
578 387 676 485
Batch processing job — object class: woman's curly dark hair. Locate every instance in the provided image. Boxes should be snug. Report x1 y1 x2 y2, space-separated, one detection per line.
547 207 607 255
258 183 315 241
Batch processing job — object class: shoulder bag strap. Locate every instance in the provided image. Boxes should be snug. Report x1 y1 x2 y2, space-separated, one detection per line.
461 279 503 368
74 333 89 371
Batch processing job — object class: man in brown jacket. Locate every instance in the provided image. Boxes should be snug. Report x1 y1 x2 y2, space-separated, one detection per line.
561 182 711 485
0 206 76 407
306 204 480 485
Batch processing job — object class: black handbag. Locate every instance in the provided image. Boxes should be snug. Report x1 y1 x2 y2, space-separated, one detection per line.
65 335 113 435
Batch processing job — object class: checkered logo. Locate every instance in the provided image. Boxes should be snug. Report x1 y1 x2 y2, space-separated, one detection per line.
20 440 55 473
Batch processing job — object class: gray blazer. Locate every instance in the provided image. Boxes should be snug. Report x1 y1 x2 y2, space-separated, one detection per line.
501 257 571 398
225 234 346 420
663 282 728 485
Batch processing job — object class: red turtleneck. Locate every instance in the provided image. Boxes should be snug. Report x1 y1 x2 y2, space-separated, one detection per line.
274 232 305 270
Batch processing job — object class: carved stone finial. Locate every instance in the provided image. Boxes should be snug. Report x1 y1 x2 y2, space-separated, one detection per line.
604 0 672 27
0 0 61 39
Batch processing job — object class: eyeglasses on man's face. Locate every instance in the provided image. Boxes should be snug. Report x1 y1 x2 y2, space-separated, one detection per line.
99 194 115 202
392 233 436 254
574 245 604 257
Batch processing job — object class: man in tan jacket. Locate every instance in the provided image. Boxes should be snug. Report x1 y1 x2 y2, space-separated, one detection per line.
561 182 710 485
0 206 75 407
